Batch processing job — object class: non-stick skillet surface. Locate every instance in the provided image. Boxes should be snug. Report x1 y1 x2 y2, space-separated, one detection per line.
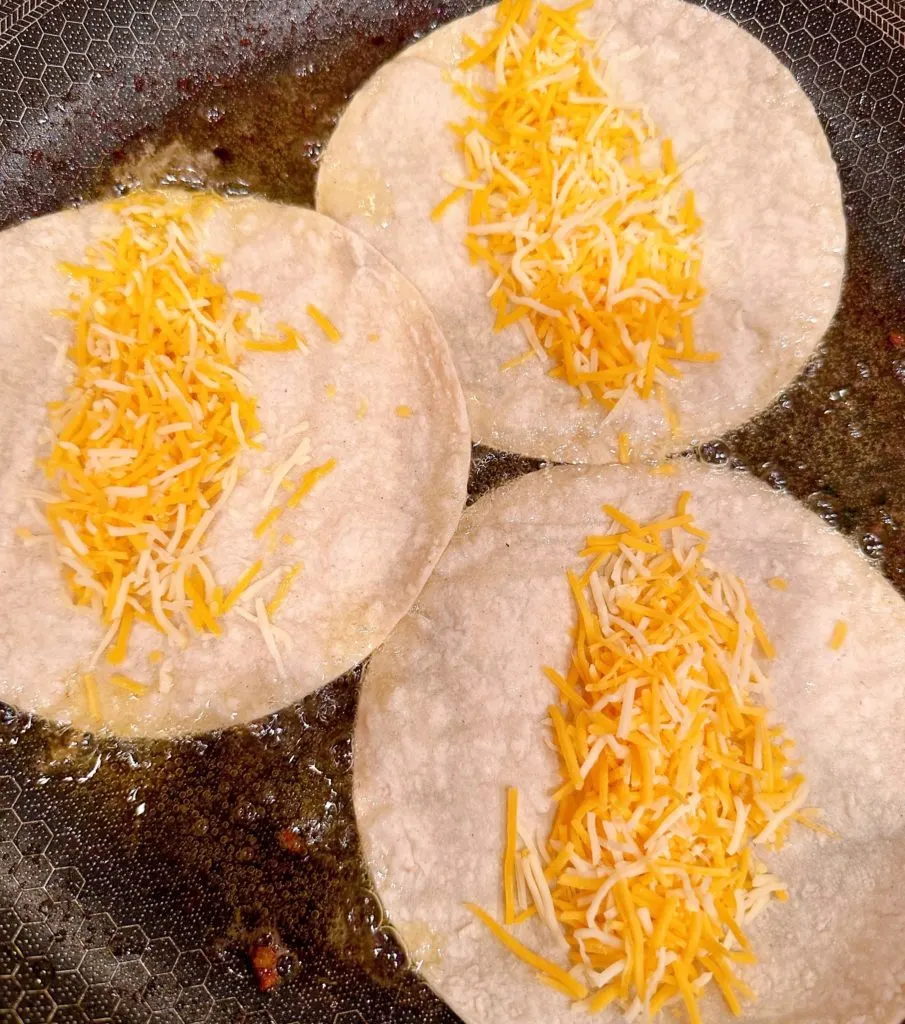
0 1 904 1021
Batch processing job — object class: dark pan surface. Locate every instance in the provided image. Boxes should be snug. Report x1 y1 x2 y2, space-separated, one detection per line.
0 0 904 1021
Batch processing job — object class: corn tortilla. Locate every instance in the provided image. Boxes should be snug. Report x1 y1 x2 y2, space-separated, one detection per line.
318 0 846 463
0 194 470 736
355 464 905 1024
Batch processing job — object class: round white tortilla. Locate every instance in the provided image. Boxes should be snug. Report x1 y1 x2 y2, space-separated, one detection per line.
355 463 905 1024
0 194 470 737
317 0 846 464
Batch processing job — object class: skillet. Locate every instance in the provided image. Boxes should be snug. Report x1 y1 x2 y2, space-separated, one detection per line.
0 0 904 1021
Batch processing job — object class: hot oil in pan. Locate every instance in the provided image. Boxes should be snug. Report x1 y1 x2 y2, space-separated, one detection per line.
0 676 458 1021
3 13 905 1024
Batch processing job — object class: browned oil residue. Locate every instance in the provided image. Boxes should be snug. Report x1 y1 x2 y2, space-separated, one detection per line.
717 232 905 593
97 30 411 207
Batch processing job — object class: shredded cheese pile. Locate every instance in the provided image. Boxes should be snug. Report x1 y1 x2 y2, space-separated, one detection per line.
436 0 712 414
31 191 333 696
471 493 814 1022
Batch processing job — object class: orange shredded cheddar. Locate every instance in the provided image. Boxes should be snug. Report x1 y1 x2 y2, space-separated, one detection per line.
473 491 811 1019
221 559 263 614
499 349 536 372
287 459 337 509
106 606 134 666
266 563 302 618
444 0 710 414
503 787 518 925
307 303 341 342
465 903 588 1000
35 191 307 669
617 432 631 465
431 186 468 222
254 506 283 539
829 620 848 651
110 672 149 695
83 672 101 722
245 335 299 353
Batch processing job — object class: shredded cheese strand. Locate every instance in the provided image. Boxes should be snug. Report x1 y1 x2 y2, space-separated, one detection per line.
503 787 519 925
465 903 588 1000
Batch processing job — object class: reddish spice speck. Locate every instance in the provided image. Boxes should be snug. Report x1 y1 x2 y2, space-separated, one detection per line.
250 945 280 991
133 76 144 92
248 931 292 992
888 331 905 349
277 828 306 855
240 37 252 46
